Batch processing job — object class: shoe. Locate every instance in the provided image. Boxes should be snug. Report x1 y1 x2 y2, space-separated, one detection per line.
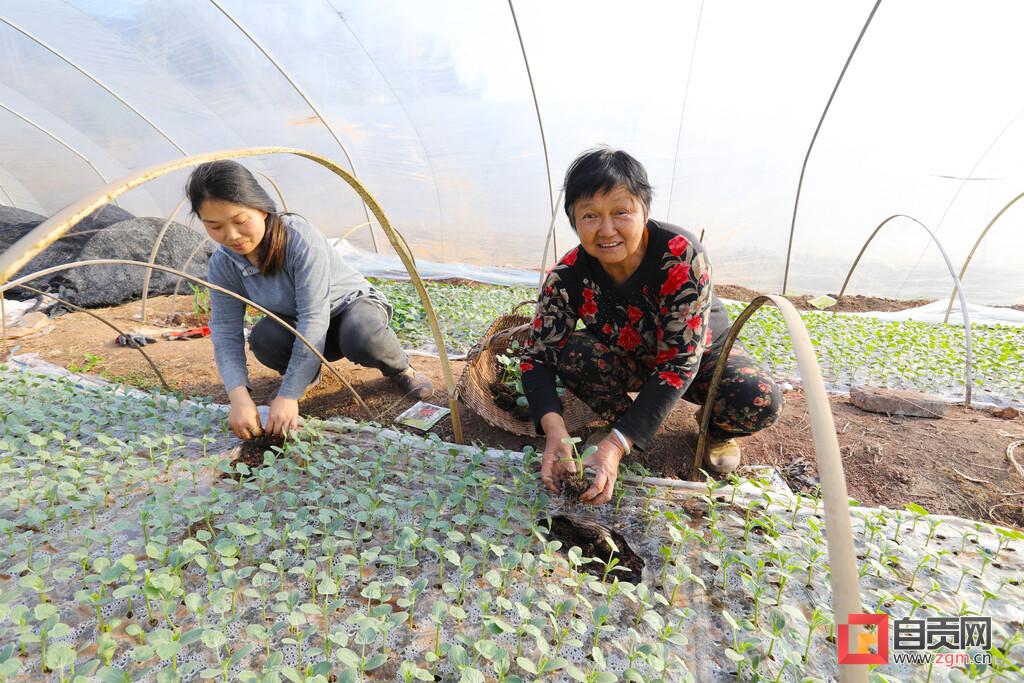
703 437 741 475
393 367 434 400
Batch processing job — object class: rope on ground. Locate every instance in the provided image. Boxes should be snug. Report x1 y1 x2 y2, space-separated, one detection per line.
988 502 1024 529
1008 440 1024 479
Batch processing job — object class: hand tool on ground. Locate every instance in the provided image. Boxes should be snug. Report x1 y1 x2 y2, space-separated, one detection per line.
162 326 210 340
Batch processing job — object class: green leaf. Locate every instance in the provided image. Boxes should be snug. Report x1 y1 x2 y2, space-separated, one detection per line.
516 657 538 675
364 653 388 671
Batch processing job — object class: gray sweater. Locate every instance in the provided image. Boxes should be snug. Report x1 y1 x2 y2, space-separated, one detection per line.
207 213 371 399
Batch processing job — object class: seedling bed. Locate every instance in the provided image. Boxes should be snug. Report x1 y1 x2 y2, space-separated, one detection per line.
1 364 1022 682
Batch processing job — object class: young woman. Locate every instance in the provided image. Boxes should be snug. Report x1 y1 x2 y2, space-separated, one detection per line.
521 148 783 504
187 160 432 439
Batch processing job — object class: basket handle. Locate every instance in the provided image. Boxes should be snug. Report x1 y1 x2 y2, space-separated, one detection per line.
511 299 536 316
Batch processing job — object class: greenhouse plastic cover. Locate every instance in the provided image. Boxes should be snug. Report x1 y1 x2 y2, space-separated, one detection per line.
1 1 1023 305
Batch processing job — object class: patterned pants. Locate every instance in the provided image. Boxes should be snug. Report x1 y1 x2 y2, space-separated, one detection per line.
556 330 783 439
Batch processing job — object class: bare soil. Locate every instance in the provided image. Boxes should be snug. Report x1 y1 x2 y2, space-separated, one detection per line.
714 284 932 313
6 294 1024 529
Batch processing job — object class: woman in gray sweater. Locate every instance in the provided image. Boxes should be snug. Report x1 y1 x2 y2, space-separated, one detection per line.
187 160 432 439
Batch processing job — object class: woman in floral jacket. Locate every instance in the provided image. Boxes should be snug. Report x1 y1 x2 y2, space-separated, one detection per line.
521 148 783 505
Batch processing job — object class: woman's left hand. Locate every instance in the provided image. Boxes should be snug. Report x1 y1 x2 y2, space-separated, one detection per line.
579 437 625 505
266 396 300 436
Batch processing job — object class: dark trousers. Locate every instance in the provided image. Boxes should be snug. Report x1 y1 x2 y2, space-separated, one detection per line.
248 297 409 378
556 330 783 439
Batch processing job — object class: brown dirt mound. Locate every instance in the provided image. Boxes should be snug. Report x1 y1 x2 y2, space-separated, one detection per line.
714 284 930 313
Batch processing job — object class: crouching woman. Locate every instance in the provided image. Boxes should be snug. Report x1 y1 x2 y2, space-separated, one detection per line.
187 160 432 439
521 148 783 505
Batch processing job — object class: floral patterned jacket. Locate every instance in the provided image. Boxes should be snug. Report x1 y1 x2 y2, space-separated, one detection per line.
520 220 730 450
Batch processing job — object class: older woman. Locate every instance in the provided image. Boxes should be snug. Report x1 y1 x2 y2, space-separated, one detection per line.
521 148 783 504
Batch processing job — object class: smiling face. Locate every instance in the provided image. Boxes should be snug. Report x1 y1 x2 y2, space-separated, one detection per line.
198 198 268 264
573 184 649 279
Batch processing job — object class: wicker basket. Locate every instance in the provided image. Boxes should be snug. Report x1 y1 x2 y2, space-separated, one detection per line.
457 302 598 437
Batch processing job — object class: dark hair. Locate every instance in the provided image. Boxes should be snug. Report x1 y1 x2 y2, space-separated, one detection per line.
186 160 287 276
563 147 653 230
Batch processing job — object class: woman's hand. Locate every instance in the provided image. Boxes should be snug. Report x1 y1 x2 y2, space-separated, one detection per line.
579 436 626 505
266 396 300 436
227 386 263 440
539 412 574 493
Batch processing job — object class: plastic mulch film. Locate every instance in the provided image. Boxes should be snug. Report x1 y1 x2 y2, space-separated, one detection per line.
1 361 1022 681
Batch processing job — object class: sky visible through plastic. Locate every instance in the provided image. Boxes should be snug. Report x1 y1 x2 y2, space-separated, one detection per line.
0 0 1022 303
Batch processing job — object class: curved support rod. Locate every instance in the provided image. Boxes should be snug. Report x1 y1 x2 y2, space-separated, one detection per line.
257 172 289 213
139 197 189 323
6 281 170 392
0 296 7 353
342 220 381 241
508 0 556 257
0 179 15 207
169 237 214 318
837 214 973 404
666 0 704 219
693 294 866 683
0 146 462 442
0 102 113 191
942 190 1024 324
537 187 567 294
781 0 882 294
1 259 373 420
0 17 188 156
206 0 379 254
332 6 447 258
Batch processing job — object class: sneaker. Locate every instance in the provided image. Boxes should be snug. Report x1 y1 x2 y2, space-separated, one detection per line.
393 367 434 400
703 437 741 475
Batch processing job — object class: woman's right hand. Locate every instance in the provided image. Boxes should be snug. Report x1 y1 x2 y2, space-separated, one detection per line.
539 412 575 493
227 386 263 440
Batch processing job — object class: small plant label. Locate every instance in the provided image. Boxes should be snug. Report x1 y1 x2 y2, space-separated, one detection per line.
394 401 450 431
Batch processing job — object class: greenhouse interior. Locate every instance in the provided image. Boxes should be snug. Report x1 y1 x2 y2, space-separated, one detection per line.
0 1 1022 681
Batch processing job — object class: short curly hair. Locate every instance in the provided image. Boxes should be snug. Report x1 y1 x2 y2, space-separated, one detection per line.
563 147 653 230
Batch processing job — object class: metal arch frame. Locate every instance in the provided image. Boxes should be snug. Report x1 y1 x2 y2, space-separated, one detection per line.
781 0 883 295
0 16 188 156
0 146 463 443
0 101 112 188
330 3 447 259
508 0 557 258
942 189 1024 324
207 0 379 254
836 214 974 405
139 197 189 323
692 294 866 683
0 259 372 419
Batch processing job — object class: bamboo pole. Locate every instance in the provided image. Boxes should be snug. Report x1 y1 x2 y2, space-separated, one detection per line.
692 294 865 682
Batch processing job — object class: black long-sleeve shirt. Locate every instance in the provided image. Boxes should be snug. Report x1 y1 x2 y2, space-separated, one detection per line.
520 220 730 450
